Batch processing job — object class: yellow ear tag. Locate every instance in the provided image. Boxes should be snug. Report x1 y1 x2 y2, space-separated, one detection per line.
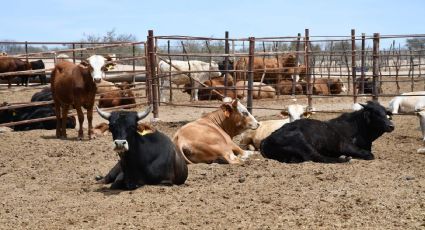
12 111 16 116
137 129 153 136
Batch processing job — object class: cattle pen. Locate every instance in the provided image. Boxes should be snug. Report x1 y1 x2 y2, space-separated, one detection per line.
1 29 425 126
0 30 425 229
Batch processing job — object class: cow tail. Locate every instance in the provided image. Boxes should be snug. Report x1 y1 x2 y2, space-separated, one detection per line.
173 136 193 164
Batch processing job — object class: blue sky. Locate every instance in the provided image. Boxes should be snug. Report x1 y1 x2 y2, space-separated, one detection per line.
2 0 424 42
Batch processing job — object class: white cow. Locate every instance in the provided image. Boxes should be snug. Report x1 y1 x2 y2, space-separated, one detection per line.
158 60 221 102
239 104 312 150
389 91 425 141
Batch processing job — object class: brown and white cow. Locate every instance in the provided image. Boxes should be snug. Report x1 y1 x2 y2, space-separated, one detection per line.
173 97 259 164
240 104 312 150
51 55 114 140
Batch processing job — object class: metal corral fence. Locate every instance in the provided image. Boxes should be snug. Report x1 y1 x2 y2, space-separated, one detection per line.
1 29 425 128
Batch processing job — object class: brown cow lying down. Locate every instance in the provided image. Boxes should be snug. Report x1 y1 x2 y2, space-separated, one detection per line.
173 97 260 164
300 78 347 95
276 79 304 95
99 82 136 108
235 81 276 99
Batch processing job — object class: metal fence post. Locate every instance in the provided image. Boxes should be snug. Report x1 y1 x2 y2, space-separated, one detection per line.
147 30 159 119
304 29 312 109
372 33 380 101
360 33 366 94
247 37 255 114
224 31 230 96
351 29 357 103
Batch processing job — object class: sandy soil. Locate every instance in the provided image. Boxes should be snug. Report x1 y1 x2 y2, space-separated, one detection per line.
0 77 424 229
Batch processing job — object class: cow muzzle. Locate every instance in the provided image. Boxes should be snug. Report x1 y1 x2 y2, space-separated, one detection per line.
113 140 129 153
386 123 395 132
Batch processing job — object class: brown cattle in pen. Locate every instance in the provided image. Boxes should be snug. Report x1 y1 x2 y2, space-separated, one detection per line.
301 78 347 95
0 57 32 88
234 54 298 84
98 82 136 108
276 79 304 95
173 97 260 164
51 55 114 140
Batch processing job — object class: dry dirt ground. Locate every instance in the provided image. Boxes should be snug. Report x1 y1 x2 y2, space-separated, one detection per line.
0 78 424 229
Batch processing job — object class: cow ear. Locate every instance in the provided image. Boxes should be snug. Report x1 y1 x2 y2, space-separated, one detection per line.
231 98 239 108
303 111 312 118
280 111 289 116
220 104 233 118
80 60 90 67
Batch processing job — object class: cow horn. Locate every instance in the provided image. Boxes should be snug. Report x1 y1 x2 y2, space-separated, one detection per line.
96 106 111 120
137 105 153 120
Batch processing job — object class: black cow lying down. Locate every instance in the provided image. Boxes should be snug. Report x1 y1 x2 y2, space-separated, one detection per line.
260 101 394 163
0 88 76 131
96 105 188 190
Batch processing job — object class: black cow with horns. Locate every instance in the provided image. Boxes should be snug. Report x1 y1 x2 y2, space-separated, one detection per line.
260 101 395 163
96 105 188 190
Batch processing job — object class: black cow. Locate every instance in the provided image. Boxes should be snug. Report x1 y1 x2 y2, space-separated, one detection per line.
356 78 382 94
218 59 234 77
0 88 76 131
19 60 47 86
30 60 47 85
260 101 394 163
96 106 188 190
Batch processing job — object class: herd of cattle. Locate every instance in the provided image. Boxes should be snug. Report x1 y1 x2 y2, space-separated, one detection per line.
0 53 423 190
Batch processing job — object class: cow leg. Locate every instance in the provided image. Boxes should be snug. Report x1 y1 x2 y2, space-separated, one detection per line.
193 82 199 101
7 78 11 88
54 101 62 138
60 105 70 139
75 106 85 140
341 142 374 160
102 162 122 184
86 105 94 139
221 152 241 164
110 172 125 190
160 79 169 102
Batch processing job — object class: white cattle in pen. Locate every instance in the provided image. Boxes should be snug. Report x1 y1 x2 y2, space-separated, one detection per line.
158 60 221 102
239 104 312 150
388 91 425 142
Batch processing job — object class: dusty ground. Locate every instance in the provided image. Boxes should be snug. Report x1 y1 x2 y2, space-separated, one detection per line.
0 77 424 229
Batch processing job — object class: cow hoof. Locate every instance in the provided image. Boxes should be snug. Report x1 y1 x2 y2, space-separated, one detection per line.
95 175 104 181
363 154 375 160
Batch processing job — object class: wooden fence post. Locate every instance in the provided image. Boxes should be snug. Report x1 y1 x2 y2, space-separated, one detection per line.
372 33 380 101
351 29 357 103
304 29 312 109
147 30 159 119
247 37 255 114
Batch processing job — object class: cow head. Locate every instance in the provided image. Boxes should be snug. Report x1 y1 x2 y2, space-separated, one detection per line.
221 97 259 132
330 78 347 94
359 101 394 133
280 104 312 122
206 61 222 78
96 105 152 155
82 55 115 83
